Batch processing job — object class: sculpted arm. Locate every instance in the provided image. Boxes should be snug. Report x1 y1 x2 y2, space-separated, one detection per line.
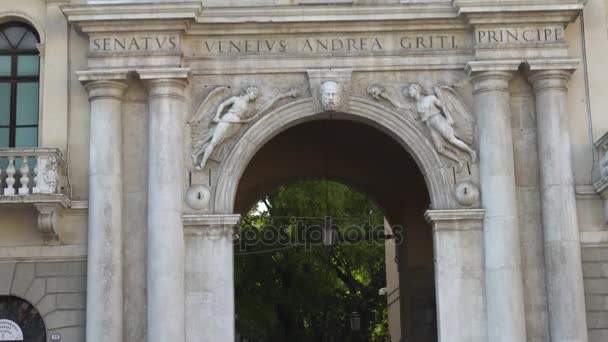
254 89 299 117
213 97 235 122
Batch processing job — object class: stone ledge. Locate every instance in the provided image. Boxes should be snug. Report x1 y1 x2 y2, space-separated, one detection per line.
0 195 86 245
456 0 584 24
425 209 485 232
182 214 241 227
62 2 203 22
0 245 87 262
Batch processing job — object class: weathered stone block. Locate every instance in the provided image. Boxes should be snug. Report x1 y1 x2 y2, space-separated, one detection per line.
10 263 35 297
584 279 608 295
0 262 16 294
582 247 608 262
45 310 86 330
36 262 86 277
586 294 608 311
589 329 608 342
587 311 608 329
24 278 46 304
57 293 86 310
36 294 57 316
584 262 608 278
46 276 86 293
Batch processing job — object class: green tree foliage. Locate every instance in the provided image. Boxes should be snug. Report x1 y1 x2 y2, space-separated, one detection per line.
235 180 390 342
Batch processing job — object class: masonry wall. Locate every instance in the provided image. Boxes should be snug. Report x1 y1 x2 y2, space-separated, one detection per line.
0 261 86 342
583 247 608 341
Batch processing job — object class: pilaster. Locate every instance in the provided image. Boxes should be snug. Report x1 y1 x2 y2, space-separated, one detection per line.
183 214 240 342
425 209 487 342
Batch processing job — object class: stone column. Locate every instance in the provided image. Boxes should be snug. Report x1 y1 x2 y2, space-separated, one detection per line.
467 64 527 342
425 209 487 342
183 214 240 342
77 70 128 342
139 68 190 342
529 66 588 342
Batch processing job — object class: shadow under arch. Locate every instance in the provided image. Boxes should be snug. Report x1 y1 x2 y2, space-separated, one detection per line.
214 96 454 214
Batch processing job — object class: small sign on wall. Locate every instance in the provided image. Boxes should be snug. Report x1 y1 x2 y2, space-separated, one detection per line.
50 333 61 341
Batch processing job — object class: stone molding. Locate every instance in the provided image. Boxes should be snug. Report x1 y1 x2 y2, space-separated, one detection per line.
528 70 573 95
425 209 485 232
61 2 202 24
0 245 86 262
76 69 129 82
139 68 190 99
182 214 241 239
83 80 128 101
77 69 129 101
62 2 457 27
456 0 584 24
466 65 515 95
466 60 521 74
137 67 190 81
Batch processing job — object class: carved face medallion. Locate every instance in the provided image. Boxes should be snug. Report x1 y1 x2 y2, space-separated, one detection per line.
320 81 343 112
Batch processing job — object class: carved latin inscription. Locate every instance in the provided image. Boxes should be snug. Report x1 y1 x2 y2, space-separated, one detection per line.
90 34 180 53
476 26 565 45
192 32 470 57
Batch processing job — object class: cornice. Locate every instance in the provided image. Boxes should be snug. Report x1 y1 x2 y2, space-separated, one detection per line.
456 0 585 25
137 67 191 81
197 3 458 24
76 68 129 82
61 2 466 33
61 2 203 22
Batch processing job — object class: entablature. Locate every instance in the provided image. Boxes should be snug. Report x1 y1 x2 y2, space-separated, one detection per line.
62 1 585 73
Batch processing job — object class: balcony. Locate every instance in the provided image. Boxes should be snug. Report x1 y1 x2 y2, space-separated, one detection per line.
0 148 70 244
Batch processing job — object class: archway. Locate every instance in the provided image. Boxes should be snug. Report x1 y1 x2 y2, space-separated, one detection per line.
187 97 487 342
214 97 455 214
232 119 436 341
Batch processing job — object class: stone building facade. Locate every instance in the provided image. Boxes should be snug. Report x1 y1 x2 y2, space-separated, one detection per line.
0 0 607 341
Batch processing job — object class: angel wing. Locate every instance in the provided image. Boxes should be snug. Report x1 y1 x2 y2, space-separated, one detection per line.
188 86 230 124
188 87 231 166
434 85 475 145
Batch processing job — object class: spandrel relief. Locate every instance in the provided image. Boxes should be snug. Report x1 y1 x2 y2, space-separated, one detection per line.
188 86 300 171
368 83 476 168
368 82 480 207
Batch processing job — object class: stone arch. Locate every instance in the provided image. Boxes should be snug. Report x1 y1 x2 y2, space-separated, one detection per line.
214 96 455 214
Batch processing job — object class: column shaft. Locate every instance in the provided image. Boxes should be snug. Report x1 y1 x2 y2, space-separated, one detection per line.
84 80 127 342
471 71 527 342
530 70 588 342
146 79 188 342
184 215 239 342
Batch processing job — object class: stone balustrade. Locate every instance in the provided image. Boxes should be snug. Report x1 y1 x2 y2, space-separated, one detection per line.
0 148 65 197
0 148 69 245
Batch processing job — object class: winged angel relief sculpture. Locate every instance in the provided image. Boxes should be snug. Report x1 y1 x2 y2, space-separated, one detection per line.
368 83 476 168
188 86 299 171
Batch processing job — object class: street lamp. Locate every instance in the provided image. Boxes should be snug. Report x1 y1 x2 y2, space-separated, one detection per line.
349 311 361 331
